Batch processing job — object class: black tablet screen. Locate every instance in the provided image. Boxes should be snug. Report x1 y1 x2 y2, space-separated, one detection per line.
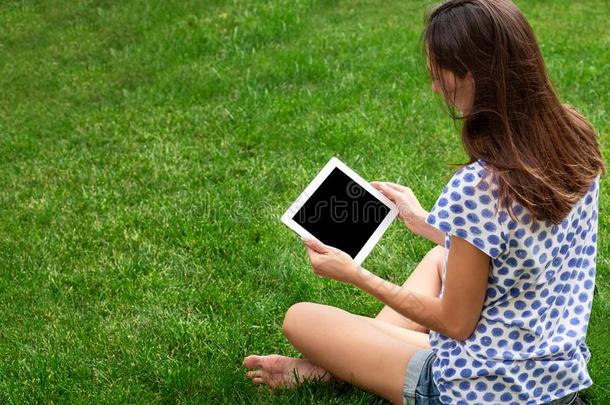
292 168 391 258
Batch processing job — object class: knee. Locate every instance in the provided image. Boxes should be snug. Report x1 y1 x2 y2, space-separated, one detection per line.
282 302 318 340
426 245 446 267
427 245 445 258
427 245 446 278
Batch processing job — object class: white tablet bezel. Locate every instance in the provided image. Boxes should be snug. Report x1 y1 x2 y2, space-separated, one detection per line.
281 157 398 265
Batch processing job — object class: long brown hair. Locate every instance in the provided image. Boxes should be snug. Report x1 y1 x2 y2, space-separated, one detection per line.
423 0 605 224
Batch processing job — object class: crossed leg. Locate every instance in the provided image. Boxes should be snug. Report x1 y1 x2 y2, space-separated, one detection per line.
375 245 445 332
244 245 445 404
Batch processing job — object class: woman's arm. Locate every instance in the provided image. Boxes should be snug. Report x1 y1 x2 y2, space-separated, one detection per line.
411 215 446 246
353 235 489 340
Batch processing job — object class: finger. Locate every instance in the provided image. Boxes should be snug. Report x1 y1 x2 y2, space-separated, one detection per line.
384 182 409 192
305 247 321 266
252 377 265 384
370 181 384 190
305 249 324 275
302 237 330 253
247 370 263 379
375 182 402 200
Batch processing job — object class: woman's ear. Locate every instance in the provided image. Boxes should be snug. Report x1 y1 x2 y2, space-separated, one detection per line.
466 72 475 92
462 71 475 114
466 71 474 84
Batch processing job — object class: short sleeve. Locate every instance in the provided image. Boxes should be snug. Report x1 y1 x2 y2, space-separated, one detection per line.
425 161 508 258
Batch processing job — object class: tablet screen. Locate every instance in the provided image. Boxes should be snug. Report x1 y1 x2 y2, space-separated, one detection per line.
292 167 391 258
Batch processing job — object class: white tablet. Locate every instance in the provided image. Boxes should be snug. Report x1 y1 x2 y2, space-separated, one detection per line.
281 157 398 265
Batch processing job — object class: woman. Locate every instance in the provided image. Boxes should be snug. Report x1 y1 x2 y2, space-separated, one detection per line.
244 0 605 404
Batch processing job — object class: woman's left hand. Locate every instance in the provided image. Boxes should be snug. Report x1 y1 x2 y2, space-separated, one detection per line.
302 238 360 284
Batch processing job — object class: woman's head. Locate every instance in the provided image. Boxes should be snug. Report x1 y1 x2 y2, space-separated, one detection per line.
426 56 474 115
423 0 605 224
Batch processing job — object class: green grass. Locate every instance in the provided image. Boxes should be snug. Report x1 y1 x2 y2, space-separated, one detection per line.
0 0 608 403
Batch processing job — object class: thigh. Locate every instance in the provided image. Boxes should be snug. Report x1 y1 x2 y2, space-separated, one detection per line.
376 245 445 331
283 302 422 405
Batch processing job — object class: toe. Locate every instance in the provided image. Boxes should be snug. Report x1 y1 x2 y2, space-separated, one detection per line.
246 370 262 379
243 355 262 369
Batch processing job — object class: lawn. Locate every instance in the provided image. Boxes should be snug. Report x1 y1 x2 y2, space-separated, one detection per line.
0 0 608 403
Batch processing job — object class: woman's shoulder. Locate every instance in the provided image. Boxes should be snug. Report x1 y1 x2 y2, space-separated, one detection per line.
427 159 508 258
444 159 497 196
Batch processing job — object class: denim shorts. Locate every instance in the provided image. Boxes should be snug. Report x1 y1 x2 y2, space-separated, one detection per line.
402 349 580 405
402 349 441 405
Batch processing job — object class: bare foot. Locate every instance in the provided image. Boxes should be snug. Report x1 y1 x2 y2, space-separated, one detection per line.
243 354 332 388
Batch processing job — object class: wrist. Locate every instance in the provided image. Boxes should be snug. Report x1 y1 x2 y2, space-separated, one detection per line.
409 210 429 235
352 265 375 289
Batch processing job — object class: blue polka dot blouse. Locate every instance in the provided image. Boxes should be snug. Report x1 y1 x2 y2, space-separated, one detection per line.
425 159 600 405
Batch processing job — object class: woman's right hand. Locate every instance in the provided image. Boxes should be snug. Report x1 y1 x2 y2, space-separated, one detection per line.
370 181 429 235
